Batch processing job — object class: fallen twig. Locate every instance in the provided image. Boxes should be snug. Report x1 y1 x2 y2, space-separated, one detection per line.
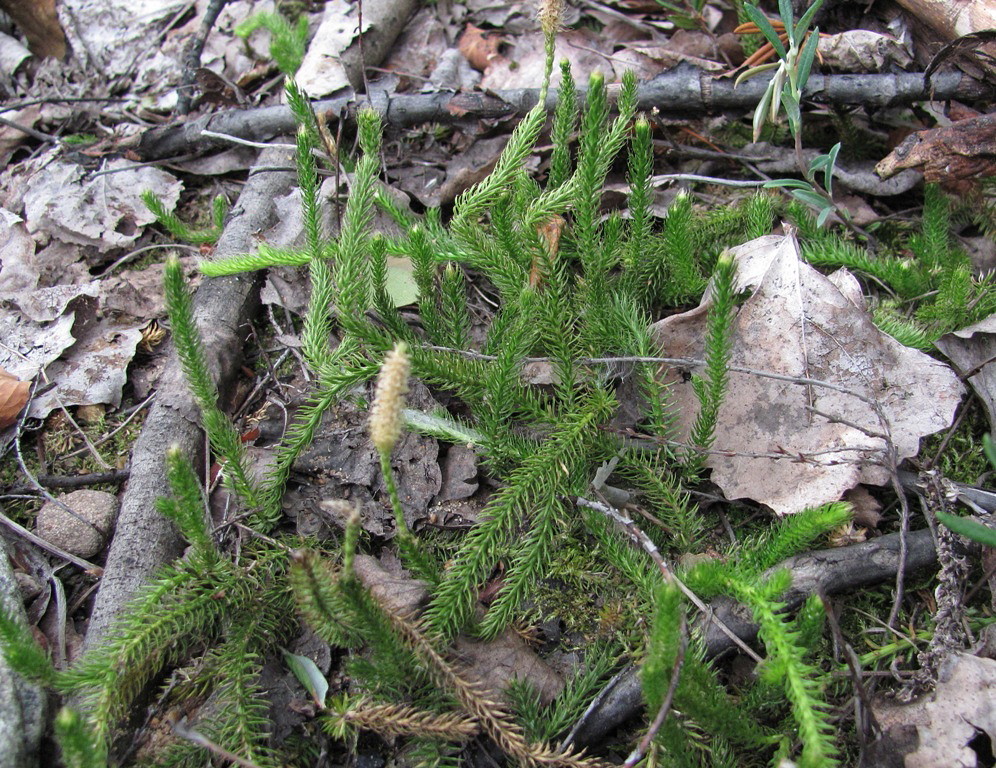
82 145 297 651
134 68 990 161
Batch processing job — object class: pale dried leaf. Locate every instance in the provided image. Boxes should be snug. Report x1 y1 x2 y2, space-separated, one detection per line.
480 30 617 90
0 105 42 161
872 653 996 767
0 208 38 296
936 314 996 434
27 318 144 420
57 0 182 80
296 0 367 97
99 258 199 324
817 30 913 72
381 8 449 85
23 159 182 252
0 311 76 382
8 282 99 324
612 41 725 77
650 234 964 514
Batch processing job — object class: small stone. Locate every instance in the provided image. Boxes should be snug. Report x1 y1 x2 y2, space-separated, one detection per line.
35 490 118 558
75 404 105 425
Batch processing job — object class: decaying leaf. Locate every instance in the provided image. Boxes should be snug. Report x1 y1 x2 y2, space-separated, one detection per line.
481 29 616 90
875 114 996 195
455 629 564 706
936 315 996 434
295 0 366 97
458 23 504 72
57 0 179 79
393 135 510 208
0 368 30 429
817 30 912 72
0 310 76 385
22 159 182 252
613 33 726 77
27 319 144 420
295 0 415 97
870 653 996 767
892 0 996 41
650 234 964 515
0 0 65 59
292 379 443 536
0 208 38 296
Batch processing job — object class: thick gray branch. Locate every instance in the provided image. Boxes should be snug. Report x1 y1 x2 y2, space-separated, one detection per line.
0 540 45 768
82 146 296 650
135 68 988 161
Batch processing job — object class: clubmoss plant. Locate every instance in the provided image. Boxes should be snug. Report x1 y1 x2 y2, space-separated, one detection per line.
0 445 291 765
0 4 924 766
141 191 228 245
235 9 309 77
793 185 996 341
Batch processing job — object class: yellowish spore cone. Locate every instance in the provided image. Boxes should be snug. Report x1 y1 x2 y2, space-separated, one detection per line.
369 342 411 454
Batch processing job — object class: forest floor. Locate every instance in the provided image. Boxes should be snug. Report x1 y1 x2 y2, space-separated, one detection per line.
1 0 995 766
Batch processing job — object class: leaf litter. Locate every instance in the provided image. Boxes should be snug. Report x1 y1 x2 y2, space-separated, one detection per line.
937 315 996 435
0 0 992 760
651 233 964 514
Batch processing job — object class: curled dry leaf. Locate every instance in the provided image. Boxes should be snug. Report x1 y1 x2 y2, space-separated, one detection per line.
458 23 504 73
892 0 996 41
650 234 964 515
816 30 912 72
869 653 996 767
936 314 996 435
0 368 30 429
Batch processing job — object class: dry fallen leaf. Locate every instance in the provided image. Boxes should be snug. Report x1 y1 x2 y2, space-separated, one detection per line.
936 314 996 435
870 653 996 767
0 207 38 296
816 30 912 72
650 234 964 515
27 319 144 420
22 158 182 252
295 0 367 97
892 0 996 41
458 23 504 73
481 29 616 90
0 368 30 429
0 0 66 59
843 486 883 529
